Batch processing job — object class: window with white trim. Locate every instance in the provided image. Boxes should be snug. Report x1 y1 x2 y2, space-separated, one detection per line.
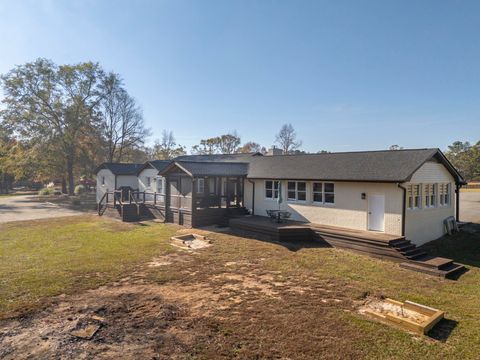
146 177 151 187
439 183 450 206
424 184 436 208
312 182 335 204
312 182 323 203
156 177 164 194
197 178 205 194
265 180 279 199
324 183 335 204
407 184 421 209
101 176 105 185
287 181 306 201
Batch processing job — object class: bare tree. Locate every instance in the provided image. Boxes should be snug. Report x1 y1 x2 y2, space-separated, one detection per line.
151 130 186 159
102 73 150 163
389 145 403 150
275 123 302 154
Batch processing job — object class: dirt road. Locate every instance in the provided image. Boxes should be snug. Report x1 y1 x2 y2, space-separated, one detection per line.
0 195 83 223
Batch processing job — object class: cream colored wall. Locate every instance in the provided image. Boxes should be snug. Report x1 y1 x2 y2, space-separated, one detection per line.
116 175 139 189
96 169 115 202
138 168 164 201
405 161 455 246
245 179 403 236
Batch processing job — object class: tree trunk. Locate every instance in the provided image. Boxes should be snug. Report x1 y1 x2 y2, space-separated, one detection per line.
62 176 67 194
66 158 75 195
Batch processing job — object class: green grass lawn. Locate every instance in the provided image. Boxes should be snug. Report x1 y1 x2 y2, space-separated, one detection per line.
1 216 480 359
0 216 176 317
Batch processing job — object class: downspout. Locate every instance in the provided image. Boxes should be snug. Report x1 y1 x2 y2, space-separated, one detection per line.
455 183 461 222
397 183 406 237
248 179 255 215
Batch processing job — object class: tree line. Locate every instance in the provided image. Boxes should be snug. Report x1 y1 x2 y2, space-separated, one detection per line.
3 59 475 195
0 59 305 194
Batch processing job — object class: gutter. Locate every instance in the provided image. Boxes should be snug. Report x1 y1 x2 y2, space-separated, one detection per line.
248 179 255 215
455 182 461 222
397 183 407 237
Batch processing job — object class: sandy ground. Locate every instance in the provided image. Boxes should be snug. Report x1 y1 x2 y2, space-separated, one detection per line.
460 191 480 224
0 195 83 223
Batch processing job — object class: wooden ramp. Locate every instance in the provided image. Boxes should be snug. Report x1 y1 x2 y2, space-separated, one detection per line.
229 216 466 278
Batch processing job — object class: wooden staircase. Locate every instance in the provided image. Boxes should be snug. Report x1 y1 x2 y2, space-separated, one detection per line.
311 224 466 278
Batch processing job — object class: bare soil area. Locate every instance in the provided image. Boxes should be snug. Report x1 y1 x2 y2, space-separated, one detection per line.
0 240 364 359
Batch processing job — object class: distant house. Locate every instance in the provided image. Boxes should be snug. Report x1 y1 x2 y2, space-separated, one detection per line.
96 149 465 246
136 160 171 202
94 163 143 202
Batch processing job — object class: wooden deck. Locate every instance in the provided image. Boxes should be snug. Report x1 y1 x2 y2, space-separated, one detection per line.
229 215 466 278
229 216 312 241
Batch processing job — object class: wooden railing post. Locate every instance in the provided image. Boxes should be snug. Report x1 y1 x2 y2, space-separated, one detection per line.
154 192 157 205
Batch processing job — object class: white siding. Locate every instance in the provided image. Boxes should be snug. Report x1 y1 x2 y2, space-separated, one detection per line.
245 180 403 236
116 175 139 189
96 169 115 202
138 168 165 201
405 161 455 246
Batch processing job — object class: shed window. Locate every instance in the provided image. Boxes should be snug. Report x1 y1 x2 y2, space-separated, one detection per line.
424 184 436 208
146 177 151 187
157 177 164 194
101 176 105 186
197 178 205 194
439 183 450 206
312 182 335 204
287 181 306 201
265 180 279 199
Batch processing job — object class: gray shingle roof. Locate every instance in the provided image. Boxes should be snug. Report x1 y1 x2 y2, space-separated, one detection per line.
95 163 144 175
175 153 262 163
163 161 249 177
246 148 464 183
137 160 171 174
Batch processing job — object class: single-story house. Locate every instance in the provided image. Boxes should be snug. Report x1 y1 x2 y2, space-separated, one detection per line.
95 163 143 202
96 148 465 246
137 160 171 202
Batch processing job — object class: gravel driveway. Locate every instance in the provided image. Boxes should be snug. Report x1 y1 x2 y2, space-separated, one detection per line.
0 195 83 223
460 191 480 224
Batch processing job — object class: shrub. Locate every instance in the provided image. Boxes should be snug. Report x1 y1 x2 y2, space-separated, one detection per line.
74 184 86 195
38 188 54 196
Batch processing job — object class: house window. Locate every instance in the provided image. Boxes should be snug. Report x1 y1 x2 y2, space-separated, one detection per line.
197 178 205 194
157 177 164 194
424 184 436 208
312 182 323 203
146 177 151 187
101 176 105 186
324 183 335 204
265 180 279 199
287 181 306 201
407 184 421 209
312 182 335 204
439 183 450 206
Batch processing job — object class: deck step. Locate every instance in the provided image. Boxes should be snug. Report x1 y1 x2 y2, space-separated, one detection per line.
400 262 465 278
403 248 428 260
406 256 454 270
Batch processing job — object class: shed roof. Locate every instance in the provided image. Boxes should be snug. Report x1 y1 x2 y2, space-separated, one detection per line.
137 160 171 174
246 148 465 183
95 163 144 176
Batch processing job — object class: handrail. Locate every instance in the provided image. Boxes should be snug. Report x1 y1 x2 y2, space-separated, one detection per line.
97 192 108 215
129 190 141 216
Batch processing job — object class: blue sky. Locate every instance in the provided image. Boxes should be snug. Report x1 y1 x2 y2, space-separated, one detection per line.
1 0 479 153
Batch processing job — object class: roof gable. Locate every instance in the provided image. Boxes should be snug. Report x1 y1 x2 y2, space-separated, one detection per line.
94 163 143 176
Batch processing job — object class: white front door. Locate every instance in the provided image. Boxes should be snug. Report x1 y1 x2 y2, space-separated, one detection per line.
368 194 385 232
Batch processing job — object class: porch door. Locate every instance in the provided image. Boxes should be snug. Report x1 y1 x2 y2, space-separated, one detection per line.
368 194 385 232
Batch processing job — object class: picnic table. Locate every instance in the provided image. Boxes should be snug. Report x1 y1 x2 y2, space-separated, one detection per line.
266 209 291 223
